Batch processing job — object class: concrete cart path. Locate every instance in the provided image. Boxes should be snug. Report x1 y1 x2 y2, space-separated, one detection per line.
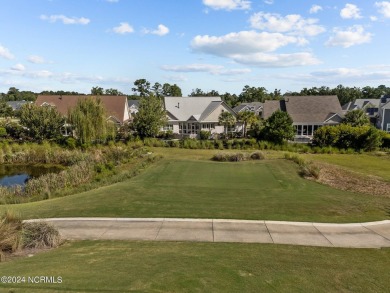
25 218 390 249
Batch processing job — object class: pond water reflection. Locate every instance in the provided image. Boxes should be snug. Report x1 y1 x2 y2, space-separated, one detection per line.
0 165 63 187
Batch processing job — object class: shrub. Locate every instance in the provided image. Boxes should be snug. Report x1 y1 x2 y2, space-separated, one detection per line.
199 130 211 140
250 151 265 160
298 164 320 179
22 221 61 249
0 127 6 137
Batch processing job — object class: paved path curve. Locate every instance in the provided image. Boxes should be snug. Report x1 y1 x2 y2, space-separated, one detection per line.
25 218 390 249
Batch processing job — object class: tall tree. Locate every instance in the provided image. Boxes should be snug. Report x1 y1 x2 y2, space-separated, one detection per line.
105 88 123 96
68 97 116 144
162 83 182 97
343 109 370 127
132 79 151 97
133 94 167 138
263 110 295 144
221 92 239 108
237 110 258 137
19 104 65 141
218 111 236 137
91 86 104 95
238 86 268 103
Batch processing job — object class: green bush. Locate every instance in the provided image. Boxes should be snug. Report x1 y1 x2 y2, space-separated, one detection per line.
313 125 384 151
199 130 211 140
0 211 22 260
0 127 6 137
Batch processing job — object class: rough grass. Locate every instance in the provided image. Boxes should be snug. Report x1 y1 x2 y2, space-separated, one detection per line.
0 241 390 292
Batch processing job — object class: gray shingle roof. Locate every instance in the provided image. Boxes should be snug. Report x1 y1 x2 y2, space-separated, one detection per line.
164 96 223 122
263 96 343 123
128 100 140 108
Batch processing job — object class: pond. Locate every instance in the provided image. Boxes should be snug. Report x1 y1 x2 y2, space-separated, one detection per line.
0 165 63 187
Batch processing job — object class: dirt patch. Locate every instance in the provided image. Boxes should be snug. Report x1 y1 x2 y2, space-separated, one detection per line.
315 162 390 197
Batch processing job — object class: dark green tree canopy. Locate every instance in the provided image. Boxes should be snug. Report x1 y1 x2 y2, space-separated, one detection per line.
19 104 65 141
132 79 151 97
263 110 295 144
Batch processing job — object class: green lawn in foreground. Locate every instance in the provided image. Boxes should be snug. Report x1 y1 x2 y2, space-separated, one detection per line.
2 158 389 222
1 241 389 293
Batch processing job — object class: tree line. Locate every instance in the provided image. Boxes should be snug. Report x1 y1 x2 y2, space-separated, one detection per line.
1 82 390 108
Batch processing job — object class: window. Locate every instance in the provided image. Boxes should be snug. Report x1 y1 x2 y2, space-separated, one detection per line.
163 124 173 131
366 108 377 115
387 123 390 133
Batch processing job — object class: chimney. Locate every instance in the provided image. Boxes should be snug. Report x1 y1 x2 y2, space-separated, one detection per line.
177 102 180 108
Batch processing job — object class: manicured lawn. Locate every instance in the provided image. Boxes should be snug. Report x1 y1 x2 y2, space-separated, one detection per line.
2 158 389 222
303 153 390 181
1 241 389 293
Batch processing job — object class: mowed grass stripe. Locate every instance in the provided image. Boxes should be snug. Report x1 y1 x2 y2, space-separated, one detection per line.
1 159 389 222
1 241 389 293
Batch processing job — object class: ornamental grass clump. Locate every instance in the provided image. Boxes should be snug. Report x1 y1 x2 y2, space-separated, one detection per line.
0 211 22 261
22 221 61 249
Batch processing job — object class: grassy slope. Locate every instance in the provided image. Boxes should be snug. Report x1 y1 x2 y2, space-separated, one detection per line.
303 153 390 182
1 241 389 293
2 157 389 223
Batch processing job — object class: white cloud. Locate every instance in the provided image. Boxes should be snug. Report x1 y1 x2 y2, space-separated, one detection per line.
202 0 251 11
144 24 170 36
28 55 46 64
113 22 134 34
161 63 251 75
283 66 390 84
326 25 372 48
229 52 320 67
375 1 390 18
264 0 274 4
40 14 90 25
370 16 378 21
0 45 14 59
191 31 320 67
340 4 362 19
11 64 25 71
309 5 323 14
192 31 303 55
249 12 325 37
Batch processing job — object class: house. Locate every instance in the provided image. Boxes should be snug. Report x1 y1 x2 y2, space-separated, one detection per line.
342 99 380 124
127 99 140 116
233 102 263 116
377 95 390 133
35 95 130 124
164 96 241 138
6 100 32 111
262 96 343 141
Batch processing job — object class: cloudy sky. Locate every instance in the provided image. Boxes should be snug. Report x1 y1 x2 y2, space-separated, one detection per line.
0 0 389 95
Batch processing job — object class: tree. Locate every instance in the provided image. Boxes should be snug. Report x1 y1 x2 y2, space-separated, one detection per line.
132 79 151 97
133 94 167 138
239 86 268 103
105 88 123 96
91 86 104 95
68 97 116 145
218 111 236 137
237 110 258 137
152 82 163 98
221 92 238 107
0 102 13 118
263 110 295 144
162 83 182 97
19 104 65 141
343 109 370 127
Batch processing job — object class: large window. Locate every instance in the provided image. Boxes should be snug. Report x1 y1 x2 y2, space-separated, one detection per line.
163 124 173 131
387 123 390 133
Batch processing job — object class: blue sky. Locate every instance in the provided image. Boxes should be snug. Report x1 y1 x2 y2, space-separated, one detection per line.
0 0 389 95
